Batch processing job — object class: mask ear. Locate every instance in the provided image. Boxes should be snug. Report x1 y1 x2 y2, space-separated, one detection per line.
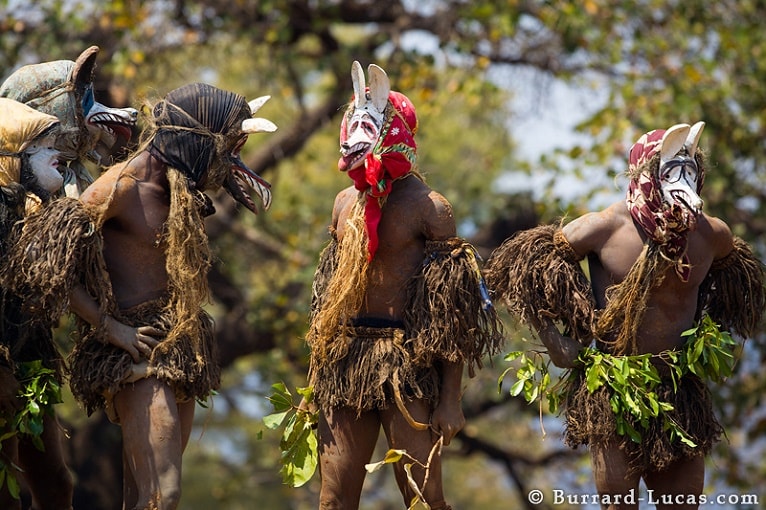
685 121 705 158
351 60 366 109
70 46 99 97
367 64 390 114
660 123 690 168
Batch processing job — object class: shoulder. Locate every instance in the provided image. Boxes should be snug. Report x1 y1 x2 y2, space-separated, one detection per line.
334 186 357 207
80 153 153 217
562 201 628 256
406 180 455 239
331 185 357 223
699 213 734 259
80 163 128 209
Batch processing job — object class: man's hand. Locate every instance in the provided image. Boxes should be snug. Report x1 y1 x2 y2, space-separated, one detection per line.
0 365 21 416
431 361 466 445
546 334 583 369
103 316 165 363
533 319 583 369
430 397 465 446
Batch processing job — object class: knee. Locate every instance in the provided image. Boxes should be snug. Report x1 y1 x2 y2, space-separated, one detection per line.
319 480 360 510
162 486 182 509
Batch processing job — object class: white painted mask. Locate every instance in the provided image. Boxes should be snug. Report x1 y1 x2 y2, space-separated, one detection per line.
658 121 705 216
25 133 63 193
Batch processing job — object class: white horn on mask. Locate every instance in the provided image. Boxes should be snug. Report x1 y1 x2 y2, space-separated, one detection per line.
242 95 277 133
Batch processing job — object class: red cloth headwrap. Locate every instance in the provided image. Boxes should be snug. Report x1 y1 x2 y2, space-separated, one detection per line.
342 91 418 261
625 129 701 282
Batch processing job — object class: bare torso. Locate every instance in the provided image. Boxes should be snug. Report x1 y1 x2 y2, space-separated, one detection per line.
332 175 456 321
563 201 733 354
79 151 170 310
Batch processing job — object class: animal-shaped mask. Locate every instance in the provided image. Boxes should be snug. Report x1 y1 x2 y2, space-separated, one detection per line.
657 122 705 216
338 61 390 172
337 61 419 260
626 121 706 281
0 46 138 194
148 82 277 213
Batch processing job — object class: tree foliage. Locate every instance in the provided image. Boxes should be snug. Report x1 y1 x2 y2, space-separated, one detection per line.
1 0 765 507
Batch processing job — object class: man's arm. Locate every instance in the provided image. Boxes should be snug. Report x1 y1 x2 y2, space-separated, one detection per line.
530 209 617 368
560 208 616 260
707 215 735 261
68 286 162 363
422 190 457 240
531 319 584 369
430 360 465 446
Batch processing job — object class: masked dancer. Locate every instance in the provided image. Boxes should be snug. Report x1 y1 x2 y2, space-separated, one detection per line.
2 83 277 510
307 61 503 510
485 122 764 509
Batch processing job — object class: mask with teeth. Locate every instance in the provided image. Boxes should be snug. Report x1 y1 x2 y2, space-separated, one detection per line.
337 61 419 260
626 121 706 281
148 83 277 214
0 46 139 195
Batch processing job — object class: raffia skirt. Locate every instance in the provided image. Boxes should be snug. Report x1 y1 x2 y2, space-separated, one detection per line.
68 298 219 421
310 322 440 414
564 371 723 476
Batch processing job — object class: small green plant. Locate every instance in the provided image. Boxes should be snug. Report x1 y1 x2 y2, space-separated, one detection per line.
500 315 737 446
0 360 63 499
677 314 738 385
263 382 318 487
499 348 563 437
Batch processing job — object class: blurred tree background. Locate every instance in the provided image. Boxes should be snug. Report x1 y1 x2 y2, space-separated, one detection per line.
2 0 765 508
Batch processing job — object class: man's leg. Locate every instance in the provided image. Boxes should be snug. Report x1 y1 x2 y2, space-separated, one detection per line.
177 398 196 452
590 440 641 510
317 406 380 509
114 377 185 510
380 398 449 509
0 435 21 510
17 414 73 510
643 454 705 510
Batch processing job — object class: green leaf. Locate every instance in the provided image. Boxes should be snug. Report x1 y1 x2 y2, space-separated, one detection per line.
585 364 604 393
263 411 289 430
266 382 293 413
296 385 314 403
647 394 659 416
509 378 525 397
281 422 318 487
526 384 539 403
27 401 40 416
5 467 19 499
264 382 320 487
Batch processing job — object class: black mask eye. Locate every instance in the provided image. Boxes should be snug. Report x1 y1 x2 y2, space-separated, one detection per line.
660 158 698 184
